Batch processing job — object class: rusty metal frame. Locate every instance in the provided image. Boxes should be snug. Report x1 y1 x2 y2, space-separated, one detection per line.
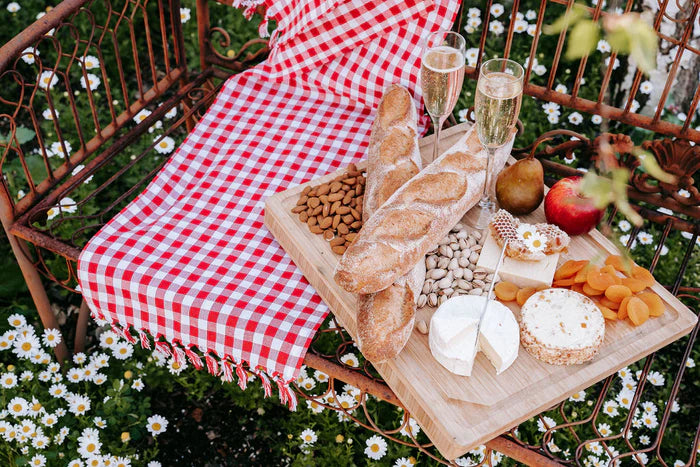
0 1 698 466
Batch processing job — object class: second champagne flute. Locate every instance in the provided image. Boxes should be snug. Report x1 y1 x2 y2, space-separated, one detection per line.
420 30 466 163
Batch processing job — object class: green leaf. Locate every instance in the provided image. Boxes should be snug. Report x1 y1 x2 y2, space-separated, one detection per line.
628 22 658 74
632 149 676 184
604 14 658 74
14 126 35 145
544 3 589 35
580 172 614 209
566 20 600 60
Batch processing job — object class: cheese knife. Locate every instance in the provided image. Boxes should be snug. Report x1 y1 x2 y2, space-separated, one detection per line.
473 239 508 354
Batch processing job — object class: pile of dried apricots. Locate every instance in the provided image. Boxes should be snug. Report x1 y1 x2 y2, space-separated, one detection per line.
494 255 665 327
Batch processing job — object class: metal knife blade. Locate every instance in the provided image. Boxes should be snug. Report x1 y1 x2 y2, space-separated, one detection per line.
473 239 508 354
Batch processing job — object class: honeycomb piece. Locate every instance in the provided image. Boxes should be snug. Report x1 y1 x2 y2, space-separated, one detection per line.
489 210 570 261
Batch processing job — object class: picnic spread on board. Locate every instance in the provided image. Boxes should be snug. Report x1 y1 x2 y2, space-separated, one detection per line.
73 0 698 460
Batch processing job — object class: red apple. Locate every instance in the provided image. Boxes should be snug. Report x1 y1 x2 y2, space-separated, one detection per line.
544 176 604 235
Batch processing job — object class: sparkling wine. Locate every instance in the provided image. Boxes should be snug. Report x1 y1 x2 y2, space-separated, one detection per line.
420 46 465 119
475 71 523 148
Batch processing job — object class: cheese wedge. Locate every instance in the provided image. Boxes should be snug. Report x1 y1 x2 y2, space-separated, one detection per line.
429 296 519 376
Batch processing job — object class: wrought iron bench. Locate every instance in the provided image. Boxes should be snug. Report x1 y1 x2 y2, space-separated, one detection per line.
0 0 697 464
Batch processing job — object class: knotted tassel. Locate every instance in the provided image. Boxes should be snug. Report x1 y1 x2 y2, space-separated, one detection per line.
185 348 203 370
221 360 234 383
258 18 270 38
122 328 137 344
137 330 151 350
205 354 219 376
154 341 172 359
275 377 288 406
256 370 272 398
235 363 247 391
172 345 186 367
111 324 124 338
286 384 298 412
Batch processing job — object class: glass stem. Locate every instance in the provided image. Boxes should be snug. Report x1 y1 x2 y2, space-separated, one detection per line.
431 116 443 163
479 146 498 208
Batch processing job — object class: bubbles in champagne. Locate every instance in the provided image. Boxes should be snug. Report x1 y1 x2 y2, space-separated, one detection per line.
475 72 523 148
420 46 465 119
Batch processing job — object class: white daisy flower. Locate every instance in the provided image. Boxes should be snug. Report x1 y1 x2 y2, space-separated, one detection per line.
18 419 36 436
534 64 547 76
131 378 144 391
597 40 611 53
336 393 356 414
154 136 175 154
148 120 163 133
466 48 479 67
605 56 620 70
300 428 317 444
514 19 528 33
526 9 537 20
30 454 47 467
490 3 504 17
0 336 10 351
586 442 603 455
67 460 84 467
399 417 421 438
542 101 560 115
92 373 107 385
678 189 690 198
7 2 20 13
80 73 101 91
20 370 32 382
672 460 685 467
525 231 547 253
394 458 413 467
619 234 637 250
457 108 470 123
21 47 39 65
164 106 178 120
14 333 41 358
99 331 118 350
537 416 557 432
547 114 559 124
323 392 337 407
133 109 151 124
602 400 620 417
597 423 612 437
618 220 631 232
630 100 640 113
8 397 29 416
8 314 26 328
313 370 328 383
167 357 185 375
527 24 537 36
555 84 568 93
146 414 168 436
677 112 687 122
77 436 101 458
687 358 695 368
467 17 482 31
547 440 561 453
641 401 657 414
638 434 650 445
340 352 359 367
569 390 586 402
114 457 130 467
468 7 480 18
180 7 191 23
1 372 17 389
489 20 504 35
636 231 653 245
41 413 57 427
591 115 603 124
71 164 94 184
568 112 583 125
50 141 72 159
31 351 50 365
646 370 665 386
113 342 134 360
305 399 324 413
670 399 680 412
32 434 49 449
364 434 388 460
639 80 653 95
41 329 62 348
81 55 100 70
68 394 91 415
299 377 315 391
67 367 83 383
49 383 67 398
641 412 658 429
37 71 58 90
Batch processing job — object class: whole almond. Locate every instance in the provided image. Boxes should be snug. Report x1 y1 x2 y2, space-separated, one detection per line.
307 189 317 197
319 217 332 229
355 184 364 196
307 216 317 227
332 215 341 229
330 237 345 247
350 208 361 221
308 197 320 208
330 181 342 193
317 184 330 196
319 194 329 204
344 233 357 242
305 207 313 216
302 186 312 195
328 192 344 202
296 195 308 206
312 205 323 216
337 206 351 215
330 200 341 215
343 177 356 185
291 205 305 214
332 245 346 255
322 203 330 217
337 223 349 235
309 225 323 234
342 214 354 224
342 184 351 191
342 194 353 205
299 211 308 223
350 221 362 229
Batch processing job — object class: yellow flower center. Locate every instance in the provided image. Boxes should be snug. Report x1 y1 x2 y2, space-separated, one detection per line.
106 337 114 345
87 443 96 452
5 378 12 384
21 342 32 351
340 401 350 408
152 422 161 431
11 320 20 326
371 444 379 452
86 61 93 67
119 348 127 354
532 239 541 247
77 404 85 412
172 362 180 370
22 426 30 433
305 435 311 441
159 141 168 148
12 404 22 412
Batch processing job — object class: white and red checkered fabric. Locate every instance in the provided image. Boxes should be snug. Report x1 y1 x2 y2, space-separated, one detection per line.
78 0 460 407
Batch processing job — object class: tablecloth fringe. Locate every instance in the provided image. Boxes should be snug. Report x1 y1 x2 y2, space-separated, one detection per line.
100 316 297 410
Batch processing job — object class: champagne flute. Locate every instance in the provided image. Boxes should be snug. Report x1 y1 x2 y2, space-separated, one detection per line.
473 58 524 230
420 30 466 163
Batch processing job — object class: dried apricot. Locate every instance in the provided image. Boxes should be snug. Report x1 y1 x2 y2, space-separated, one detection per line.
554 260 589 281
553 278 575 287
587 270 616 291
621 277 647 293
494 282 519 302
617 296 633 320
637 292 665 317
571 283 586 295
582 283 604 296
600 265 623 285
631 266 655 288
599 306 618 320
605 255 631 274
516 287 537 307
599 297 620 310
627 297 650 326
575 264 598 284
605 285 632 303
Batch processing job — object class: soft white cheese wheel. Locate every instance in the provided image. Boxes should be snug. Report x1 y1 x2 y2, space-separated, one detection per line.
520 288 605 365
429 295 519 376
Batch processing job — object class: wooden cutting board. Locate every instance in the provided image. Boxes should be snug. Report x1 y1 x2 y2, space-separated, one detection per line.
263 122 698 460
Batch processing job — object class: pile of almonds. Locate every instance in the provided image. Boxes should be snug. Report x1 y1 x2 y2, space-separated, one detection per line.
291 164 366 255
418 224 497 308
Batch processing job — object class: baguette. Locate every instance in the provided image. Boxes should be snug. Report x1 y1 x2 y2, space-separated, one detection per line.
355 85 425 363
335 125 514 295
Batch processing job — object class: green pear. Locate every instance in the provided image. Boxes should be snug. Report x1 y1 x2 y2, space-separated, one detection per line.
495 157 544 215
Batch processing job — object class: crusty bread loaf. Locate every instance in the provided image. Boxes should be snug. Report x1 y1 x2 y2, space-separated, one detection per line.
355 85 425 363
335 125 514 295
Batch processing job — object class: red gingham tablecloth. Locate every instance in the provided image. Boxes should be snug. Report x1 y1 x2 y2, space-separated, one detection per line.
77 0 460 408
